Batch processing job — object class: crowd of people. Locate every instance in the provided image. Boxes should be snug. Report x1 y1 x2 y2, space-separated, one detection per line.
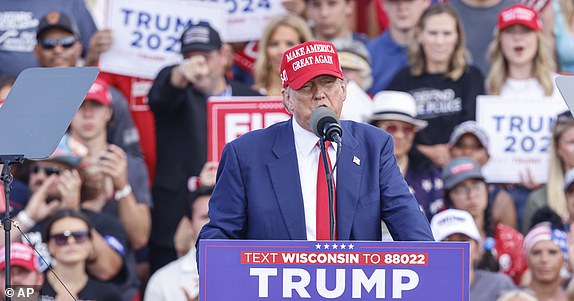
1 0 574 300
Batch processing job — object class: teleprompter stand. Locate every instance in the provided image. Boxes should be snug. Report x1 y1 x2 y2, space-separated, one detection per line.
0 67 99 300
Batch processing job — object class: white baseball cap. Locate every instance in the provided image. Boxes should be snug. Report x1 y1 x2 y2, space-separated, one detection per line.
430 209 481 242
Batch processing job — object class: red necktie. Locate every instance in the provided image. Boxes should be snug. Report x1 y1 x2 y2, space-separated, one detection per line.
316 141 336 240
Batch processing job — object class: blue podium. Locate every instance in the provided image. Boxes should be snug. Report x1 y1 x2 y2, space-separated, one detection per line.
199 240 470 300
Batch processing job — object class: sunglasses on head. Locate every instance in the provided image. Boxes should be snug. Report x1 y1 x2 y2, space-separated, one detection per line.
49 230 90 246
38 36 76 50
31 165 61 176
557 110 574 123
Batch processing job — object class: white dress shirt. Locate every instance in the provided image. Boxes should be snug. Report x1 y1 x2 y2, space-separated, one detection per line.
292 118 337 241
144 248 198 301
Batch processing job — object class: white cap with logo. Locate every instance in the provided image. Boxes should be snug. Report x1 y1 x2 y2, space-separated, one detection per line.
430 209 481 242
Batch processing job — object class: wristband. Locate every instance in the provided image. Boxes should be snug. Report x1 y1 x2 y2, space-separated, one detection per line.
17 211 35 229
187 176 201 192
114 184 132 201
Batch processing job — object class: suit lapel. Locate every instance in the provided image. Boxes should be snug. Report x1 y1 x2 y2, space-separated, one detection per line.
336 123 363 240
268 119 307 240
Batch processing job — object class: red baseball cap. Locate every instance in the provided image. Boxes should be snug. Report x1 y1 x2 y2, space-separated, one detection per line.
280 40 344 90
498 4 542 31
0 243 40 272
85 78 111 106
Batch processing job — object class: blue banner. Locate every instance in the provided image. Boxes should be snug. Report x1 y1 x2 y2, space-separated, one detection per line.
199 240 469 300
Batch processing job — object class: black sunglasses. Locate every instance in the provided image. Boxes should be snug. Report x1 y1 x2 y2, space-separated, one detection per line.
31 165 61 176
49 230 91 246
38 36 76 50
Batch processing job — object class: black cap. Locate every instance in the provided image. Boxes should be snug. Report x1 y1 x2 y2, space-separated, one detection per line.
180 22 222 54
36 11 79 39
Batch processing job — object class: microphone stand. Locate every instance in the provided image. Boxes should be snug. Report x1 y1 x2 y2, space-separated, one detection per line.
318 137 336 240
0 155 24 301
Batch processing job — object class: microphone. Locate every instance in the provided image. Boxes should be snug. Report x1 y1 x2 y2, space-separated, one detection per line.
309 107 342 143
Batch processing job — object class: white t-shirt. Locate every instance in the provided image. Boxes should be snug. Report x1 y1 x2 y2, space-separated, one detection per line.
500 74 567 110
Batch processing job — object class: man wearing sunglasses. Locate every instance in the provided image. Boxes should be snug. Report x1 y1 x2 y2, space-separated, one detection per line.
0 0 97 78
33 12 81 69
32 11 143 162
2 134 125 284
26 134 85 219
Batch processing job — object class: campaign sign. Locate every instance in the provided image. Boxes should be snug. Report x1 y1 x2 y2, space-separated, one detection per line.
100 0 226 79
477 95 568 183
201 0 286 42
207 96 290 161
199 240 470 300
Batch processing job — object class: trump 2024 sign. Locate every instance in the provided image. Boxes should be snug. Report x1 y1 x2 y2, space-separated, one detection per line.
199 240 469 300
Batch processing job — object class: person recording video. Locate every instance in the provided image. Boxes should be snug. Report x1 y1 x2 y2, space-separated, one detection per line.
198 41 434 244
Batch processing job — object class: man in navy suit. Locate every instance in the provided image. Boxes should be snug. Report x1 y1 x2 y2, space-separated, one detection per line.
198 40 433 242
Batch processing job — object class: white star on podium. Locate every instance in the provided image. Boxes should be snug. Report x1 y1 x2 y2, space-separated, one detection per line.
315 243 321 249
340 244 346 249
324 243 330 249
332 244 338 249
348 244 354 250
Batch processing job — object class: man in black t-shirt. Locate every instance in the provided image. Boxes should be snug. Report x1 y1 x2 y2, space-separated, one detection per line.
148 22 260 272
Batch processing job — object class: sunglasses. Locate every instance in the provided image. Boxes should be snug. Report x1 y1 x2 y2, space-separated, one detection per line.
49 230 91 246
31 165 61 176
382 124 416 136
38 36 76 50
32 165 62 176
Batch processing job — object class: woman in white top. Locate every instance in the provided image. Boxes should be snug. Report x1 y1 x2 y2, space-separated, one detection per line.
486 4 558 99
486 4 565 230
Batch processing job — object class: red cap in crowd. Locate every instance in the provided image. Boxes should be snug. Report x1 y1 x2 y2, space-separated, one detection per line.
85 78 111 106
280 40 344 90
0 243 40 272
498 4 542 31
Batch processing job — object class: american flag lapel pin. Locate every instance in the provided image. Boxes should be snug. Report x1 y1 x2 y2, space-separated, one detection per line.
353 156 360 166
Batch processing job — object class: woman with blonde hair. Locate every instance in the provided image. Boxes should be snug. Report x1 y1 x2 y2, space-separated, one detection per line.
524 111 574 232
253 14 312 96
486 4 557 98
387 3 484 168
523 221 569 300
486 4 566 233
